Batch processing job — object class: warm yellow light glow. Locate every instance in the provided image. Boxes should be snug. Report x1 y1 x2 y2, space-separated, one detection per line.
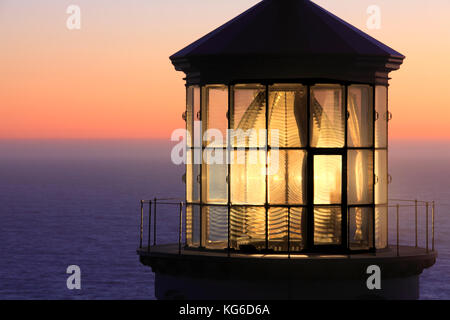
230 150 265 205
314 155 342 204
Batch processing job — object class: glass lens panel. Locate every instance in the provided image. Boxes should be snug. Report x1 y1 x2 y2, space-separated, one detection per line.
193 87 201 147
186 87 194 147
348 85 373 147
193 86 201 120
186 204 200 247
349 207 373 250
203 206 228 249
375 86 388 148
268 207 288 251
268 84 307 147
202 149 228 204
231 150 266 205
268 207 306 251
230 206 266 250
290 207 307 251
310 84 345 148
375 150 388 204
375 205 388 249
314 155 342 204
231 84 266 147
314 206 342 245
348 150 374 205
186 149 193 202
268 150 307 204
186 149 201 202
203 85 228 147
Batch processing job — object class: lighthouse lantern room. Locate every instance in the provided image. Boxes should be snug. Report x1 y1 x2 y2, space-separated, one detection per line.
138 0 436 300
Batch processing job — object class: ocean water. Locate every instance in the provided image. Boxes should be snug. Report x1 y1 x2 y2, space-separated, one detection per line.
0 139 448 299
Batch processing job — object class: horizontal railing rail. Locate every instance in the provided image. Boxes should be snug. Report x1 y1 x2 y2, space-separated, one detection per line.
139 199 185 255
138 198 435 257
387 199 435 256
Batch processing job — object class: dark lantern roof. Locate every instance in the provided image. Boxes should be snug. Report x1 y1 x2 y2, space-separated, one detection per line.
170 0 405 85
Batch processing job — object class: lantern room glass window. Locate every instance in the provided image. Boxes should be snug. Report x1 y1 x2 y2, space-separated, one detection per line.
375 86 388 149
186 86 200 148
348 85 373 147
314 155 342 205
186 204 201 247
310 85 345 148
231 84 266 147
268 150 307 205
375 206 388 249
268 207 307 251
185 82 385 253
348 150 374 205
202 85 228 147
230 150 266 205
268 84 307 147
186 145 200 203
375 150 388 249
230 206 266 250
202 149 228 204
202 205 228 249
375 150 388 205
349 207 373 250
314 206 342 245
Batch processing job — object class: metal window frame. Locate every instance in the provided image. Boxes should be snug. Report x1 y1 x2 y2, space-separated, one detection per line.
185 80 380 254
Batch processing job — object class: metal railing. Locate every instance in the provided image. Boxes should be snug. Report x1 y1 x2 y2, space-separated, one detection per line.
138 198 436 257
388 199 436 256
139 198 185 255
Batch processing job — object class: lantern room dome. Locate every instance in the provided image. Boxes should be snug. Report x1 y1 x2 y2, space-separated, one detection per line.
170 0 405 85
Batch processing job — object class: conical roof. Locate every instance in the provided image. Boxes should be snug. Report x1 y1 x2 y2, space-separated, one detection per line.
171 0 404 85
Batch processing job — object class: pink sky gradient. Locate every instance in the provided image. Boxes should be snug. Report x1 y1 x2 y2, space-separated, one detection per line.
1 0 449 140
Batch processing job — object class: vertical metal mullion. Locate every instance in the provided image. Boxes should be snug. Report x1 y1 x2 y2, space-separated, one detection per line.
265 84 269 251
306 85 314 250
343 84 348 251
227 84 232 256
199 86 204 248
385 85 390 249
371 84 376 251
179 202 183 255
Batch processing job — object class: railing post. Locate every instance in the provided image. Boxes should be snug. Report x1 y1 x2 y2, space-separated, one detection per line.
432 201 435 251
415 199 418 248
148 201 152 253
139 200 144 249
426 202 429 253
179 202 183 255
153 198 157 246
396 204 399 257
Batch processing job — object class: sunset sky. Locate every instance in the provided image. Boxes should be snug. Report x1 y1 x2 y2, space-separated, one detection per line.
1 0 449 140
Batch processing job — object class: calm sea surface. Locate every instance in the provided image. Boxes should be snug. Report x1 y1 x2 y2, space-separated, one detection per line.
0 139 449 299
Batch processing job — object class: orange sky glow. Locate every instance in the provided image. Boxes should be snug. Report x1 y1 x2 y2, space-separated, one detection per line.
1 0 449 140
